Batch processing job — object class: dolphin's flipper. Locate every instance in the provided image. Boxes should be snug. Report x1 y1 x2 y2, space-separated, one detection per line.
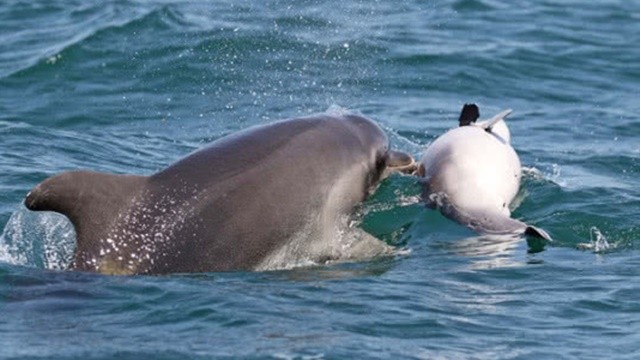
458 103 480 127
25 171 146 265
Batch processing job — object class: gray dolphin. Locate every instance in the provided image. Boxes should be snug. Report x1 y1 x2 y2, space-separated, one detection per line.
24 113 415 275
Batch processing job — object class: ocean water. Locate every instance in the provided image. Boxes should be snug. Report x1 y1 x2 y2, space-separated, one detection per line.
1 0 639 358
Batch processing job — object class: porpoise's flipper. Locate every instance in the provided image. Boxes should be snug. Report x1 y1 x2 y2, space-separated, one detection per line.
478 109 513 132
24 171 146 267
458 103 480 126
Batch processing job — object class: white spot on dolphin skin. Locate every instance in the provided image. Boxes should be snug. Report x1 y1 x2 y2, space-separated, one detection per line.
92 185 202 273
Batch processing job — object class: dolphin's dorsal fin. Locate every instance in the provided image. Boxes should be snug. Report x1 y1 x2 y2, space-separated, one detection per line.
478 109 513 132
25 171 146 267
458 103 480 126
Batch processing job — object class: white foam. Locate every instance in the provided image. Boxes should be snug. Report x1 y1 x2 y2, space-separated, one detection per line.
254 214 393 272
0 205 75 269
324 104 352 116
590 226 612 253
576 226 614 253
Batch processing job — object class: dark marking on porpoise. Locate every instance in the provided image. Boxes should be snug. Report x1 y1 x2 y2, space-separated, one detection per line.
458 103 480 127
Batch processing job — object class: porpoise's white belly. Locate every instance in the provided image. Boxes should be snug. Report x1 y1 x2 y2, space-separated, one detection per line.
420 125 521 216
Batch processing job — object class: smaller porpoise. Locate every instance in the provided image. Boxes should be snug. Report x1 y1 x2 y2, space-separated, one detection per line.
24 113 415 275
416 104 551 240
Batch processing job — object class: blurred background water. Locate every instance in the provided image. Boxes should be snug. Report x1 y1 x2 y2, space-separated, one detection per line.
1 0 639 358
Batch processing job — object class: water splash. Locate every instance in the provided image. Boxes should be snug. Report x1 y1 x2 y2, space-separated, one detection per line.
0 206 75 269
576 226 612 253
521 166 544 180
590 227 611 253
254 214 393 272
522 165 564 186
381 123 425 156
324 104 352 116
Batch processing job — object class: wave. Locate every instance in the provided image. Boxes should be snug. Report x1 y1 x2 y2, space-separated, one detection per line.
0 4 158 80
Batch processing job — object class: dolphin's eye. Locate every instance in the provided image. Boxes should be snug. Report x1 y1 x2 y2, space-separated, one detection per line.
375 155 386 173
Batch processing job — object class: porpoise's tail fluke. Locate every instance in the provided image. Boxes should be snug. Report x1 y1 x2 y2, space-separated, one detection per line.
524 225 552 242
25 171 146 261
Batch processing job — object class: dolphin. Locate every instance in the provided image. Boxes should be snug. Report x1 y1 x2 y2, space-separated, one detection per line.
416 104 551 241
24 113 415 275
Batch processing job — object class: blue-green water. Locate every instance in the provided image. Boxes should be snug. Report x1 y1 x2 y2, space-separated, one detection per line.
1 0 639 358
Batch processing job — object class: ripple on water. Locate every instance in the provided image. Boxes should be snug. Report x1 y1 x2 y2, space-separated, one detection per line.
2 0 640 358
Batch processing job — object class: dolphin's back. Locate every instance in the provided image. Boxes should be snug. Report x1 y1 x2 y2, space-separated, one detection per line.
25 114 389 274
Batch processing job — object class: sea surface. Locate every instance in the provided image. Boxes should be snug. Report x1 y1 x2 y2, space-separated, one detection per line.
1 0 639 359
